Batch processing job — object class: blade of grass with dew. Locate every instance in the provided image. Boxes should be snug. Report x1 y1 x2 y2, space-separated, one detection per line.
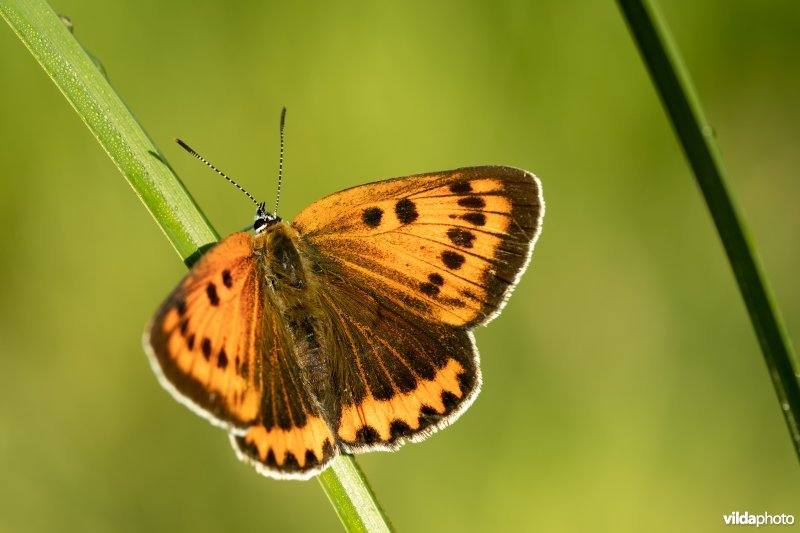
0 0 395 528
616 0 800 460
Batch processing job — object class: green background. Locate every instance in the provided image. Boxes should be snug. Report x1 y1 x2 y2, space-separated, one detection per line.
1 1 797 531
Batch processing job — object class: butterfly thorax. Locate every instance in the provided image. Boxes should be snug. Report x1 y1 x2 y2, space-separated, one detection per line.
254 221 308 293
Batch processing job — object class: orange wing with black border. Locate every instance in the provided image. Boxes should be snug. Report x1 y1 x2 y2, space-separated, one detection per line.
144 232 337 479
315 271 480 452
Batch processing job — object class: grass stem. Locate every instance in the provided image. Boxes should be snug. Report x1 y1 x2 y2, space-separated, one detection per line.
617 0 800 459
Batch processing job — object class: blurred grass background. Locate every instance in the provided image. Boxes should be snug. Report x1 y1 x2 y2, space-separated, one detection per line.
1 1 798 531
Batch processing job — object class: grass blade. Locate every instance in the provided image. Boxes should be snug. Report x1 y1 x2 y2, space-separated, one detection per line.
318 456 394 533
1 0 396 527
616 0 800 459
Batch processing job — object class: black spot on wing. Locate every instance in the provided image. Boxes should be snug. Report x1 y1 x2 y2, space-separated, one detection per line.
416 390 464 429
440 391 460 412
419 405 439 418
217 348 228 368
201 338 212 359
457 196 485 209
222 269 233 288
175 298 187 316
449 180 472 194
441 251 465 270
206 283 220 306
354 426 381 445
304 450 318 468
362 207 383 227
282 452 300 470
462 213 486 226
389 420 413 440
420 282 440 297
395 198 419 224
447 228 475 248
428 273 444 286
322 438 333 457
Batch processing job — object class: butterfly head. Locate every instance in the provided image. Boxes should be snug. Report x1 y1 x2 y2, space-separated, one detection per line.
254 201 280 235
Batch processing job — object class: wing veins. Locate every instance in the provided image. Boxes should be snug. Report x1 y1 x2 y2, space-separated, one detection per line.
372 324 428 379
329 254 473 324
410 191 509 200
318 290 371 391
329 291 409 391
246 267 260 389
400 221 532 242
349 318 399 391
280 334 315 418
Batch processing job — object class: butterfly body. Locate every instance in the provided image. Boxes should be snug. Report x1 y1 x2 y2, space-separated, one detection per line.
145 166 544 479
254 221 355 424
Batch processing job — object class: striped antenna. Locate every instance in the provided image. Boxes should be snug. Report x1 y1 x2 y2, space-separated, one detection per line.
175 138 259 207
274 106 287 216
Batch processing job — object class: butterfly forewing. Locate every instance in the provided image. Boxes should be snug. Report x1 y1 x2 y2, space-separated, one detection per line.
146 233 263 427
145 232 337 479
292 167 543 328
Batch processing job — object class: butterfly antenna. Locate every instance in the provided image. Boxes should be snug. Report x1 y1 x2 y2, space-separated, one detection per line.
274 106 286 216
175 138 259 207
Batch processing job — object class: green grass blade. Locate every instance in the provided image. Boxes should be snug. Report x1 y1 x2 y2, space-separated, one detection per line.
318 455 395 533
616 0 800 459
1 0 396 528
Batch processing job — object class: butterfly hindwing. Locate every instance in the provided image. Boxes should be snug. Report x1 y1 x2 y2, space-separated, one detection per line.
145 232 337 479
230 306 338 479
312 268 480 451
292 167 543 329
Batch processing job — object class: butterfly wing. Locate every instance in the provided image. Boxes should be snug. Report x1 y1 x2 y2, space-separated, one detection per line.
293 166 543 329
315 270 481 451
293 167 543 450
144 232 337 479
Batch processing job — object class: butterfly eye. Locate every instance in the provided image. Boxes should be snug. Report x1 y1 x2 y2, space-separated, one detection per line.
253 208 280 235
253 217 268 234
254 202 269 234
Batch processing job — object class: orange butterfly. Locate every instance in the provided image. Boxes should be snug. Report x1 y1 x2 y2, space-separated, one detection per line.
144 112 544 479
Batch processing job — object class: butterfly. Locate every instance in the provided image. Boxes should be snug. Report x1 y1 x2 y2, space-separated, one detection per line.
143 115 544 480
